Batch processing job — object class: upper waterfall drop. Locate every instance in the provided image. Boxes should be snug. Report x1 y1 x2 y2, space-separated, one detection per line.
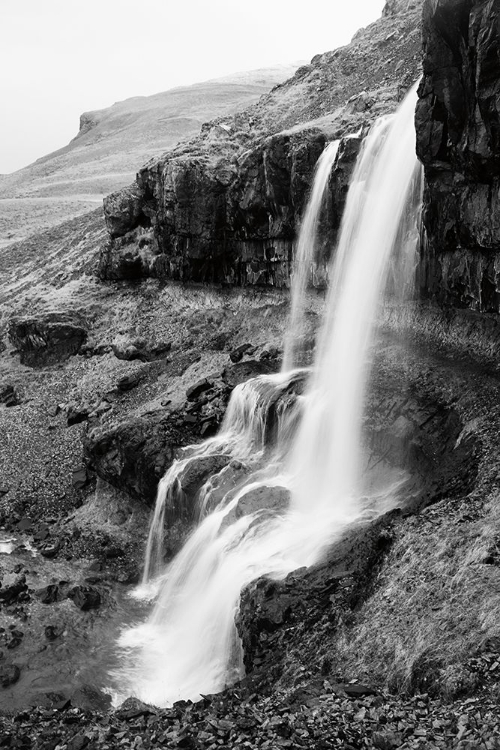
110 83 423 708
282 139 340 373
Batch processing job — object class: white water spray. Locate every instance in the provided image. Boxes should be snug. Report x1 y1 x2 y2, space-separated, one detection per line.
282 140 340 372
111 84 423 707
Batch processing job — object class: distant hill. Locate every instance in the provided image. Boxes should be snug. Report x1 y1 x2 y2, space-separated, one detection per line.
0 64 300 247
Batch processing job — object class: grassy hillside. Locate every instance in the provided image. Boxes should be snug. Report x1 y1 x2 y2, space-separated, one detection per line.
0 65 299 246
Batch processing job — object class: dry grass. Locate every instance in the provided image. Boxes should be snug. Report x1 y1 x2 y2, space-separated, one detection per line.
328 491 500 698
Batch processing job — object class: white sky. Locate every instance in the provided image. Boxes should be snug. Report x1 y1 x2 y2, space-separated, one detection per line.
0 0 385 174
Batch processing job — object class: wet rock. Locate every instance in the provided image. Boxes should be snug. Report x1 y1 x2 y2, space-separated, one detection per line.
237 513 399 681
84 408 200 504
67 585 101 611
0 663 20 688
173 454 231 518
223 485 290 528
8 312 87 367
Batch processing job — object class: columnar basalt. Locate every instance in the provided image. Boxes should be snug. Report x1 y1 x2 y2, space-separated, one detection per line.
416 0 500 311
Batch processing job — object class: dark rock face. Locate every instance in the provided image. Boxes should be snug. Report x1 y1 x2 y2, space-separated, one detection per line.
98 131 362 288
8 312 87 367
416 0 500 311
236 514 398 684
84 411 200 505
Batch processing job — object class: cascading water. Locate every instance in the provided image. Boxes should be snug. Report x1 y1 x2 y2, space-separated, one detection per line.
110 83 423 707
282 139 340 372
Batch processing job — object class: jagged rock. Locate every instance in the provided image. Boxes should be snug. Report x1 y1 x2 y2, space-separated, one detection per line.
35 583 68 604
84 410 200 504
115 697 157 720
44 625 62 641
67 404 89 426
8 312 87 367
40 540 61 559
84 362 278 504
416 0 500 312
67 585 101 611
103 183 148 239
173 454 231 518
0 576 28 605
186 378 213 401
229 343 254 363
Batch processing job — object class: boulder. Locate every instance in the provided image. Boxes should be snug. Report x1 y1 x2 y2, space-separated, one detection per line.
8 312 87 367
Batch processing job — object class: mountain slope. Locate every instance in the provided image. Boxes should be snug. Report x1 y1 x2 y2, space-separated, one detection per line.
0 65 299 247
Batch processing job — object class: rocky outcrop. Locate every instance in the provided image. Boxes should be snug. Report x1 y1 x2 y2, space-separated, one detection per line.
416 0 500 311
99 130 342 286
83 361 277 505
237 513 399 684
8 312 88 367
98 1 422 287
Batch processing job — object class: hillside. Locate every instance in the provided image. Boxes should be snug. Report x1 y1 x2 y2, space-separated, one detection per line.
0 64 299 247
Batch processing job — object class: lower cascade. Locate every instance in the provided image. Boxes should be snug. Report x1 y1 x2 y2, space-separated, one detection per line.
110 84 423 707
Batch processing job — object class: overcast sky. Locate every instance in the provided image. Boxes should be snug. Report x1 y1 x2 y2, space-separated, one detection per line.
1 0 385 174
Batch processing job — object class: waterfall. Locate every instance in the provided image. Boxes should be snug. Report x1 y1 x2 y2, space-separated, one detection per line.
282 139 340 372
290 88 422 514
110 83 423 707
